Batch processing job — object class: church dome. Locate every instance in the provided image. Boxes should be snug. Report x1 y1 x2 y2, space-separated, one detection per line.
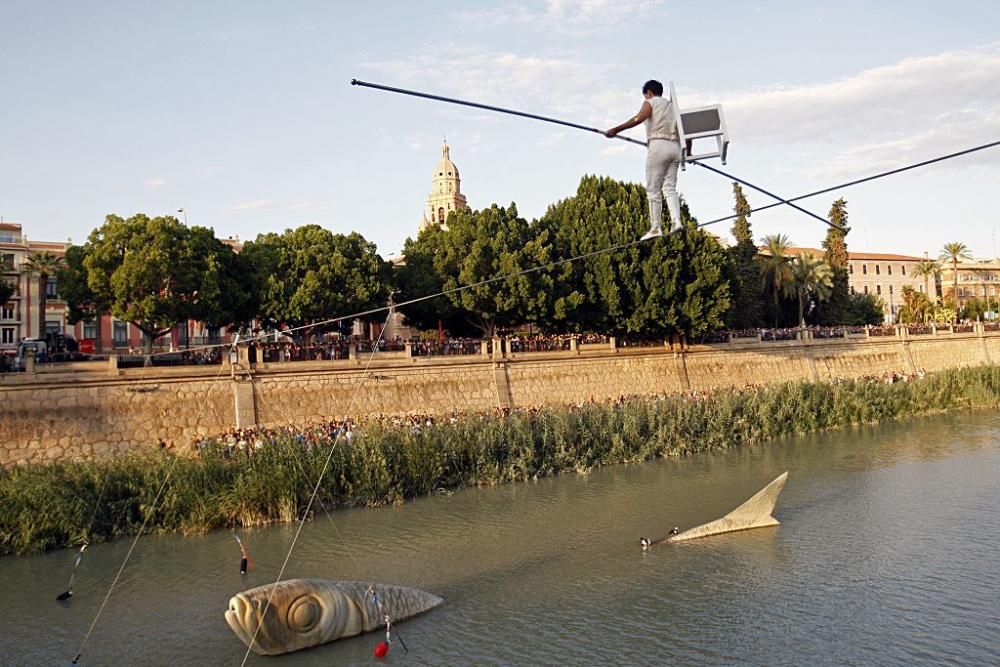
433 141 460 180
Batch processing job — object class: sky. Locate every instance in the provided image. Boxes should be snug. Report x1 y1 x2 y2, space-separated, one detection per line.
1 0 999 260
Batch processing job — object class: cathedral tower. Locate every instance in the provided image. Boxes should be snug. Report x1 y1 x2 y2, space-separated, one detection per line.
419 141 468 232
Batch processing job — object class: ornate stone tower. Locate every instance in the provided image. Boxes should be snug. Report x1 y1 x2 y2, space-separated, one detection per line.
419 141 468 233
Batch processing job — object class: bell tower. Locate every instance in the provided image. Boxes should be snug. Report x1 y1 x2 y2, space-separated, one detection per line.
419 141 468 232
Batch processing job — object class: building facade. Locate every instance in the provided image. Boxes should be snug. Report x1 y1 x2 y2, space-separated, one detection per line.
939 259 1000 312
418 141 468 233
0 222 73 354
779 247 938 322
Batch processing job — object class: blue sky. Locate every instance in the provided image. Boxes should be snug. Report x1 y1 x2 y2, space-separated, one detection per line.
2 1 998 258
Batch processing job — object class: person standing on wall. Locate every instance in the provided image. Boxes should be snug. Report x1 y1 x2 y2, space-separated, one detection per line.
605 79 682 240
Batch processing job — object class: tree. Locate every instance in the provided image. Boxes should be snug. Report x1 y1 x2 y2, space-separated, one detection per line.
242 225 392 341
535 175 730 338
83 214 250 352
897 286 931 324
726 183 764 329
394 225 472 336
56 245 108 346
911 259 941 304
0 279 14 306
22 250 66 338
939 242 972 306
429 203 554 337
817 198 851 325
847 292 885 325
784 253 833 327
759 234 793 327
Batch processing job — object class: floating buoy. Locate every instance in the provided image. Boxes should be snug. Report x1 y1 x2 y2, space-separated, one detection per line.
374 641 389 658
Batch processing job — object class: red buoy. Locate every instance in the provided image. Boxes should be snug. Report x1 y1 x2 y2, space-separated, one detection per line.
374 641 389 658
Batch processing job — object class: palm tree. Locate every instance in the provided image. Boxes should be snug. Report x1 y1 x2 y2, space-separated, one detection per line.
783 253 834 327
22 251 66 339
939 242 972 307
911 260 941 313
760 233 793 327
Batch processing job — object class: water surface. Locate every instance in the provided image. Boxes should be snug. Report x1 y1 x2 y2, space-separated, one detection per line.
2 412 999 666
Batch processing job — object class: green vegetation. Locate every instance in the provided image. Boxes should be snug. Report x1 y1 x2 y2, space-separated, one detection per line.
81 214 257 351
5 365 1000 556
0 278 15 305
21 250 66 338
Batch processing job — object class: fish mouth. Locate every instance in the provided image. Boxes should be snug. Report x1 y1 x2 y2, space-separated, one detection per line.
225 594 256 649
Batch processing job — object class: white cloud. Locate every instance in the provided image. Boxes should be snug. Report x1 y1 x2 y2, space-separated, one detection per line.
144 177 167 187
227 199 276 211
367 42 1000 182
365 46 631 129
458 0 665 35
704 44 1000 177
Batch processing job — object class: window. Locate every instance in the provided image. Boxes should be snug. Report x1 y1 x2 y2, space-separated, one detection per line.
0 232 18 243
864 285 869 294
438 207 445 224
902 265 906 276
0 254 13 271
46 277 58 298
1 327 14 345
1 304 13 320
113 320 128 346
888 265 893 275
45 320 61 335
83 320 98 339
889 285 894 295
848 264 854 274
919 284 925 293
849 286 855 294
875 265 880 275
862 264 867 275
876 285 882 295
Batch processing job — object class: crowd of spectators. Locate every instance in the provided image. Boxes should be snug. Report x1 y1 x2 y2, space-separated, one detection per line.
192 366 933 456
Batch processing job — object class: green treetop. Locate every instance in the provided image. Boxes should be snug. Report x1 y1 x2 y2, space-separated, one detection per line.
81 214 251 351
242 225 392 340
428 203 554 337
22 250 66 339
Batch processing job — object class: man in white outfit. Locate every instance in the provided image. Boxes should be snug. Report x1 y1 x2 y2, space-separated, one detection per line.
605 80 682 240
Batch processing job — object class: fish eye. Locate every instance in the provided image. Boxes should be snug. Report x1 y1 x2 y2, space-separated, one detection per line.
287 595 322 633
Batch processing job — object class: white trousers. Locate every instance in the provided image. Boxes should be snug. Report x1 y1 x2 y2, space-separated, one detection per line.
645 139 682 230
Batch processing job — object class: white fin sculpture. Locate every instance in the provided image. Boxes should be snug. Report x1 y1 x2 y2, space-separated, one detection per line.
225 579 443 656
668 472 788 543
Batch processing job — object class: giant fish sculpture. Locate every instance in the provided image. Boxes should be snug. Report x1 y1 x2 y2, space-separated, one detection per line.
225 579 444 656
641 472 789 547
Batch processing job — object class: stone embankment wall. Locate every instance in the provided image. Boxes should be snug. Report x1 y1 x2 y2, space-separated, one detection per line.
0 331 995 466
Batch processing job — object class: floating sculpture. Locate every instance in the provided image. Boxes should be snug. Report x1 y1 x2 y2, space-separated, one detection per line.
225 579 444 656
669 472 788 543
641 472 788 547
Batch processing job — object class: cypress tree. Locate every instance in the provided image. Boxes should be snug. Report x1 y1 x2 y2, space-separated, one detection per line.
725 183 764 329
818 198 852 325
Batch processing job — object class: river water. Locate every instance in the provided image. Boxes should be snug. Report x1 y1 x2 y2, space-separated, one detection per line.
2 412 999 666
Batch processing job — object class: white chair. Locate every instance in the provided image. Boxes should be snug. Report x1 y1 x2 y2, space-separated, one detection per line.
670 81 729 169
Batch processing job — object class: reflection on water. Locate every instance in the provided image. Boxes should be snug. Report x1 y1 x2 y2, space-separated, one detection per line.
2 412 999 666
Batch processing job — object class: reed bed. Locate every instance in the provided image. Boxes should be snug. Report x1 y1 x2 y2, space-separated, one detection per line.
3 366 1000 556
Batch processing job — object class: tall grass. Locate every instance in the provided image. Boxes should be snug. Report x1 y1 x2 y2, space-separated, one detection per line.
4 366 1000 556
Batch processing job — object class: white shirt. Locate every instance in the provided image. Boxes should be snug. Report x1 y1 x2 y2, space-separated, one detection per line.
644 96 678 141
